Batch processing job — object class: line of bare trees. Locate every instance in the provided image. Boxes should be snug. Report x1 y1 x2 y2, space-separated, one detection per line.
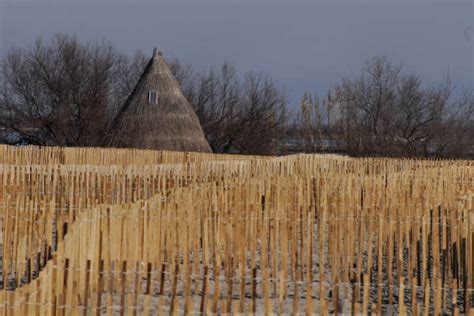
294 57 474 158
1 34 472 157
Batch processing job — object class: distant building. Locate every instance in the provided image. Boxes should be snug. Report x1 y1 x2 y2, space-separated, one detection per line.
107 48 212 153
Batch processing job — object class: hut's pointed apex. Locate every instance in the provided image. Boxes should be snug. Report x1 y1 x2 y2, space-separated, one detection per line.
153 47 162 59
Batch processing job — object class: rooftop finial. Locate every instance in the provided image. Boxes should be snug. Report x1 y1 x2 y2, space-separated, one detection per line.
153 47 162 58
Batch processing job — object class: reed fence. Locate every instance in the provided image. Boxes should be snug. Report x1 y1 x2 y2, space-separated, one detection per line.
0 145 472 315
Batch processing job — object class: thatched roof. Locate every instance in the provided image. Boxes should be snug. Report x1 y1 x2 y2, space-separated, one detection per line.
108 48 212 153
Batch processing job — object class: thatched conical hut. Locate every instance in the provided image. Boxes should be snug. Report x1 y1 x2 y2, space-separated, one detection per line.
108 48 212 153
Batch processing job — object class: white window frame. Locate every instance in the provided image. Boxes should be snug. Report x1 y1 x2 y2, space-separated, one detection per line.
148 91 158 104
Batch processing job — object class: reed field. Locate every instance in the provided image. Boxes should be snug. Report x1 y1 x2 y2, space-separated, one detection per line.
0 144 472 315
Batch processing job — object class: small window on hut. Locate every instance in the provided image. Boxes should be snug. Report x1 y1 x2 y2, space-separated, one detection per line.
148 91 158 104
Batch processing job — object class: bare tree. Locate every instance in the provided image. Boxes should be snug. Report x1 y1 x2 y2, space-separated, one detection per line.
170 60 288 154
0 34 144 146
331 57 473 157
389 75 449 155
335 57 400 154
426 88 474 157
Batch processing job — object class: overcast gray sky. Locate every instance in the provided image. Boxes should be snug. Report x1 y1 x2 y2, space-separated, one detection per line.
1 0 472 106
